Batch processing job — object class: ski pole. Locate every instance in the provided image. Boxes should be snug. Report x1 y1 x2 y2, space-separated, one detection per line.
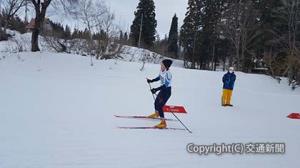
148 83 192 134
148 82 156 101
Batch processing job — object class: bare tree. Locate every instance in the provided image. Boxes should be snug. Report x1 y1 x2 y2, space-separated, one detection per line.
280 0 300 83
43 32 67 52
283 0 299 56
70 0 108 65
51 0 78 14
70 0 119 64
30 0 52 51
29 0 77 52
220 1 258 71
95 10 119 57
1 0 26 32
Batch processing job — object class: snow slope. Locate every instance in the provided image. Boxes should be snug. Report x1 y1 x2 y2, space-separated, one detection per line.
119 45 184 67
0 52 300 168
0 30 51 53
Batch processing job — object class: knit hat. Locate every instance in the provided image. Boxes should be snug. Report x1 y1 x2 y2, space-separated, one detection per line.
162 59 173 69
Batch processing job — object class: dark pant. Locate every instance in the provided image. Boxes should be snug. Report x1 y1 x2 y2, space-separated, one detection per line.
154 87 171 118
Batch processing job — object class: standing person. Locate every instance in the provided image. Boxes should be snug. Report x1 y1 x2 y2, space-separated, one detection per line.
222 67 236 107
147 59 173 129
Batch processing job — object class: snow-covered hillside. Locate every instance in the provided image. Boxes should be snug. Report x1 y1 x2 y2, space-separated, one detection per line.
0 30 183 67
0 51 299 168
0 30 51 53
119 45 183 67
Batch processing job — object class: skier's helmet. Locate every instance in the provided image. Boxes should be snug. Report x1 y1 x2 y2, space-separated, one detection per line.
162 59 173 70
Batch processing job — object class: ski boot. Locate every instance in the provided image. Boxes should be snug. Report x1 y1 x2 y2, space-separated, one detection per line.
155 120 167 129
148 112 159 119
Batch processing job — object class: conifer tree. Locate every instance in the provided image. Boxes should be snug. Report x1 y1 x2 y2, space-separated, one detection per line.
130 0 157 48
168 14 179 58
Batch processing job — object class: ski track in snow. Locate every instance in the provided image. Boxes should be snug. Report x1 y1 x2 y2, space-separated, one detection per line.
0 52 300 168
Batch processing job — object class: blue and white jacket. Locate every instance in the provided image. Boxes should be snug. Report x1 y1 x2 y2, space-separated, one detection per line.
152 70 172 90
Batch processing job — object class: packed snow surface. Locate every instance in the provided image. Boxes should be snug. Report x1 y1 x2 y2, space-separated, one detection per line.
0 52 299 168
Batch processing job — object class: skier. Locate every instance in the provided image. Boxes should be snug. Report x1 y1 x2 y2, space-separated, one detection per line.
147 59 173 129
222 67 236 107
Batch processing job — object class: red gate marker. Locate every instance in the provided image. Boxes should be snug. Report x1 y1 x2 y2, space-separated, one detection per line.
163 105 187 113
287 113 300 119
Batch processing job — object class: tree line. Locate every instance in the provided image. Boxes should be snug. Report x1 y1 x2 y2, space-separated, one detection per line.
180 0 300 87
129 0 300 88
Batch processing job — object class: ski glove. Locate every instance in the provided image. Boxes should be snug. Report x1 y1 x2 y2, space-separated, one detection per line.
147 79 153 83
147 76 160 83
151 88 159 94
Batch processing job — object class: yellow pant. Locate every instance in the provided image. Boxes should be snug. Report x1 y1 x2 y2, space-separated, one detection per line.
222 89 233 105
